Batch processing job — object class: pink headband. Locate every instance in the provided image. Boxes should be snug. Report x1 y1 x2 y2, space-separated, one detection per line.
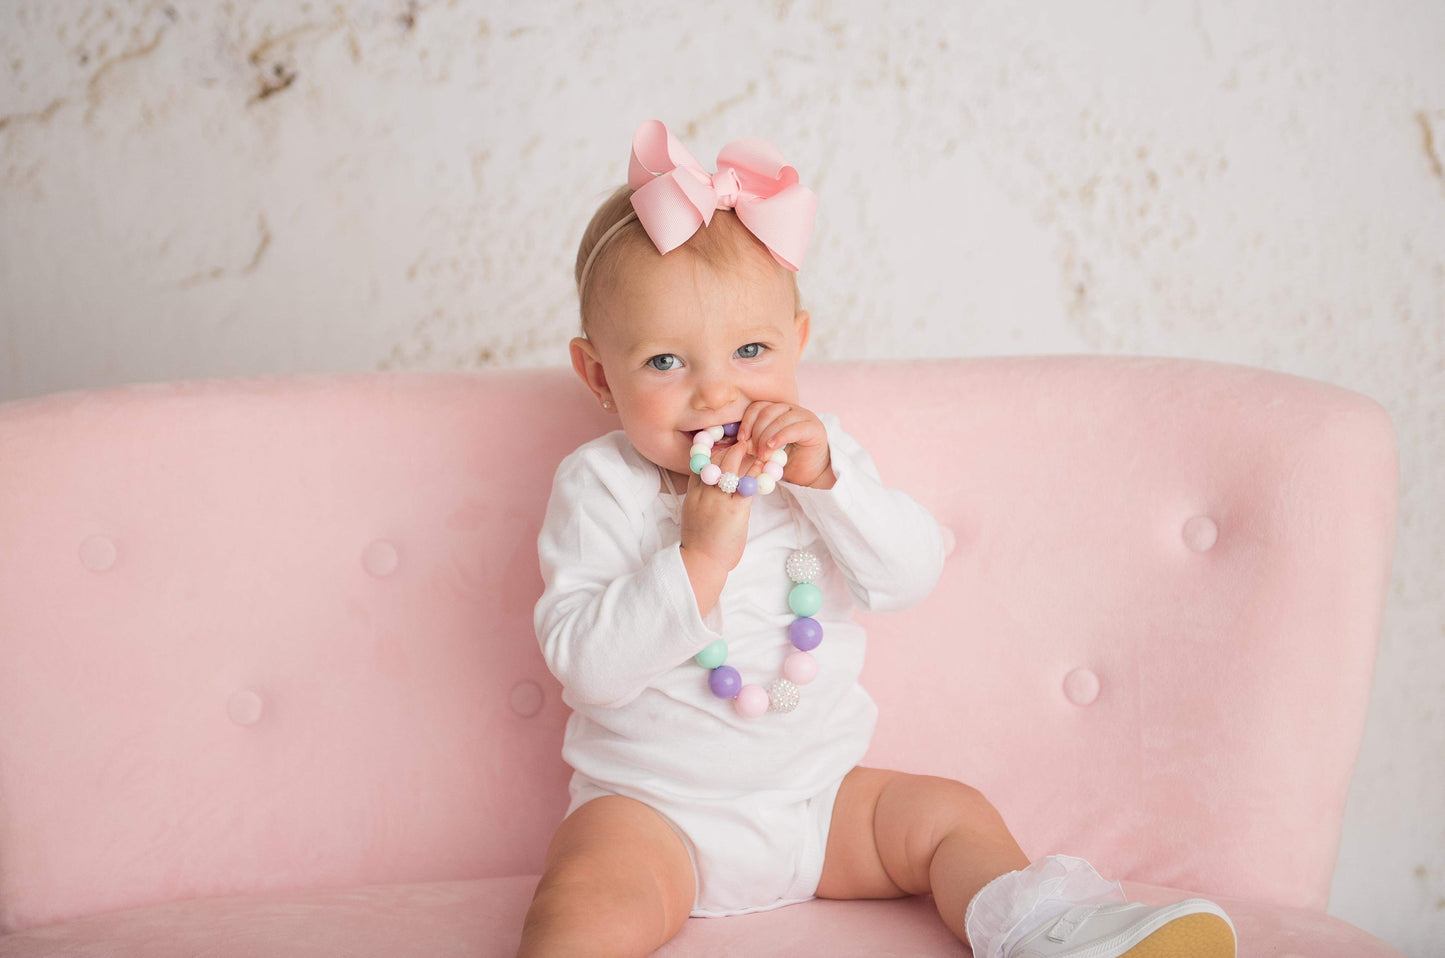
578 120 818 296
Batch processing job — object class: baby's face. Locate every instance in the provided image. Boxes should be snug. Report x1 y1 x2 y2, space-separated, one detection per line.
573 247 810 480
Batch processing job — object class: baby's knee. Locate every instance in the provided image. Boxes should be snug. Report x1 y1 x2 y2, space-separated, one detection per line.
521 869 664 958
522 855 684 958
532 856 657 917
889 775 1006 841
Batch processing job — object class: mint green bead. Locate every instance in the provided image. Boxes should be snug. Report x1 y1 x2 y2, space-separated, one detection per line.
690 453 711 474
694 639 728 669
788 583 823 617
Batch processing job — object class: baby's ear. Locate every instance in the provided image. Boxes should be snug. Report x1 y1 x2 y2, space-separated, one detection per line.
794 310 811 354
570 337 611 404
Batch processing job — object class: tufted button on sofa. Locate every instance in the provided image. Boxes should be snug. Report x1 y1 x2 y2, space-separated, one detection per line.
0 357 1402 956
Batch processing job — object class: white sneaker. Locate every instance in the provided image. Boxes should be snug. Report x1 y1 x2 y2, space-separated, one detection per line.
1009 898 1236 958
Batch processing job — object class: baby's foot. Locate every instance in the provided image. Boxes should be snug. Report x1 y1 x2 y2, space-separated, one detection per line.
1008 899 1235 958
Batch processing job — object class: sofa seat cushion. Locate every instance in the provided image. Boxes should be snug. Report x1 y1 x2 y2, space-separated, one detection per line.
0 876 1402 957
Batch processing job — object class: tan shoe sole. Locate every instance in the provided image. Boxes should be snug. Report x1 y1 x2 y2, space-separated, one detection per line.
1122 912 1236 958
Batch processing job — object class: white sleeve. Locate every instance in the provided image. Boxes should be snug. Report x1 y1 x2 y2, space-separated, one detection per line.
783 415 946 614
533 443 724 709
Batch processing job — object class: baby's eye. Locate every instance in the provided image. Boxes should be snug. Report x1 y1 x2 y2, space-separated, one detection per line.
647 354 680 371
736 343 767 360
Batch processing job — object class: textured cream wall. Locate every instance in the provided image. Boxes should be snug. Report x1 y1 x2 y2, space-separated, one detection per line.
2 0 1441 951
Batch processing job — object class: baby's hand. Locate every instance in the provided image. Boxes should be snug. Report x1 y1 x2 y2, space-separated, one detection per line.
680 435 764 568
679 437 763 616
738 401 834 489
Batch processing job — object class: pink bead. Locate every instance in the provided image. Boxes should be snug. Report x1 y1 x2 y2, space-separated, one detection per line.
763 461 784 480
734 684 770 718
693 431 715 448
700 463 722 485
783 651 818 685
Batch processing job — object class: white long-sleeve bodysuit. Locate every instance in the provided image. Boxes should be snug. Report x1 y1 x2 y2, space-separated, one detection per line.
534 414 946 916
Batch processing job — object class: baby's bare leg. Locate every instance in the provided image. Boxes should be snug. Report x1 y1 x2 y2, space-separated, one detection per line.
816 765 1030 943
518 795 697 958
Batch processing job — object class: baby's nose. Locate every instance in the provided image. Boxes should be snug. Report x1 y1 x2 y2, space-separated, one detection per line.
693 372 737 410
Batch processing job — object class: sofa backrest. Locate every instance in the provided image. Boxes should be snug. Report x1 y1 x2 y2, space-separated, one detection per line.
0 358 1396 932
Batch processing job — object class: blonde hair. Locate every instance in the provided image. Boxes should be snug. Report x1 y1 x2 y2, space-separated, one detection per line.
574 185 802 333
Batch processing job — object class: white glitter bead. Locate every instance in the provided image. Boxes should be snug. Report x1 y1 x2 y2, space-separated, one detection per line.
767 678 800 713
718 471 739 494
756 474 777 495
785 549 821 584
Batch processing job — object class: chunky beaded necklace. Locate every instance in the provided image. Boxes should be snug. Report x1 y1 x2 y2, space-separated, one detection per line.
660 429 824 719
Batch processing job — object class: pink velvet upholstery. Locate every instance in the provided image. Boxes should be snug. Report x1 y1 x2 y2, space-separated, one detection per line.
0 357 1400 956
0 878 1401 957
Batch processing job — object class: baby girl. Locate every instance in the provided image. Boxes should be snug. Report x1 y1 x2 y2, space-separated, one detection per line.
519 120 1237 958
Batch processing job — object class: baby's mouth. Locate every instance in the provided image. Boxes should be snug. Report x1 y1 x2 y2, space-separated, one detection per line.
683 422 743 447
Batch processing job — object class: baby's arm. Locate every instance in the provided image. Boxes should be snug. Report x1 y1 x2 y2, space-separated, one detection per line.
784 415 947 613
534 445 724 708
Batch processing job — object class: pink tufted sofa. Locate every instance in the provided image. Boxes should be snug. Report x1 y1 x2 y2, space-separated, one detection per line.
0 357 1403 957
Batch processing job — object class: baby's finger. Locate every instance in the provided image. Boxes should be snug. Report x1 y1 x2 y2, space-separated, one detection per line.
720 435 749 479
759 418 816 452
748 404 794 452
683 464 712 505
737 402 772 447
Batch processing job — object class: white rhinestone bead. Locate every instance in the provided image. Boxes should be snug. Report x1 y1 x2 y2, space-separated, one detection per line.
785 549 821 584
767 678 800 713
718 472 740 494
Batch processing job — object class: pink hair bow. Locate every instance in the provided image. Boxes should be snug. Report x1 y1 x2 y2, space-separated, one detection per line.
626 119 817 271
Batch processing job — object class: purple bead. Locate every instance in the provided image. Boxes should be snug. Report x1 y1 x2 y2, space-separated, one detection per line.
709 665 742 698
723 422 740 438
737 475 758 497
789 617 823 651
